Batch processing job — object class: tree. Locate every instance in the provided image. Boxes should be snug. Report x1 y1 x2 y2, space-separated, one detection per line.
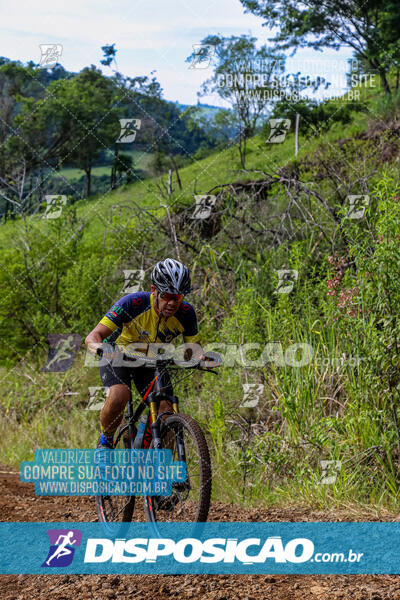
268 96 365 137
188 35 286 167
113 153 134 185
180 105 228 155
240 0 400 95
100 45 170 185
100 44 214 186
36 66 119 197
0 61 46 219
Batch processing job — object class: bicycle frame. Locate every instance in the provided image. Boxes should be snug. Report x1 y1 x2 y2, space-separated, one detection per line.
95 350 218 526
113 358 180 451
95 345 219 452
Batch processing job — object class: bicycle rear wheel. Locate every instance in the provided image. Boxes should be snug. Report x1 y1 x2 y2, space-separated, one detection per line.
144 413 211 523
95 423 136 531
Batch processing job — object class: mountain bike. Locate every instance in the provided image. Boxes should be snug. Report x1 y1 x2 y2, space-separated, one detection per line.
94 349 219 529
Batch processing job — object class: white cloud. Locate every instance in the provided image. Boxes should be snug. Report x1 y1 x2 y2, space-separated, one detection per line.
0 0 353 104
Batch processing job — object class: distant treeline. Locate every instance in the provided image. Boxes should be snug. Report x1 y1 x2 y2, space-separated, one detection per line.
0 57 227 220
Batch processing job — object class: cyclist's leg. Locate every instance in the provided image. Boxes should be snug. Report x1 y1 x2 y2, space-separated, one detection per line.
99 360 132 437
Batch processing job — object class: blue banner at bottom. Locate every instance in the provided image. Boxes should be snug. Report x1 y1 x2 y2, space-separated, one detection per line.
0 522 399 574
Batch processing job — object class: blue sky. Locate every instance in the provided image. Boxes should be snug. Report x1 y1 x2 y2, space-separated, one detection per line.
0 0 353 105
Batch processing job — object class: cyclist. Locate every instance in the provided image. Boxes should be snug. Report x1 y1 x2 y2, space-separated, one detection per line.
85 258 205 450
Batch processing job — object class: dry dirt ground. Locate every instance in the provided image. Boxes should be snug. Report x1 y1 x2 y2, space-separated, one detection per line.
1 466 400 600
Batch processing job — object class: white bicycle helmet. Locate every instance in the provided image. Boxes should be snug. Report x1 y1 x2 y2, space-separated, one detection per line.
151 258 191 295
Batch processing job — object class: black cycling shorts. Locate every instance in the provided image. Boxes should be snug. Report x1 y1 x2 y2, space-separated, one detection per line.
99 358 173 399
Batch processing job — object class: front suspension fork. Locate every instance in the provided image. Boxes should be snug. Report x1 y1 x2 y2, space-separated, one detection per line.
148 394 179 450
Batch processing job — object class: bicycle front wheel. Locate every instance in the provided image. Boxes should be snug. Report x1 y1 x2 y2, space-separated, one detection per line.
95 424 136 531
144 413 211 523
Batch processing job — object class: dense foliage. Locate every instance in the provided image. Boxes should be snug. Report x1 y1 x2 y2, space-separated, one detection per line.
0 58 216 218
1 12 400 510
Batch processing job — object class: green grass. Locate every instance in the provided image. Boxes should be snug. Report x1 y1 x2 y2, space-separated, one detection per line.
57 151 155 180
1 78 400 512
58 166 110 179
0 82 382 246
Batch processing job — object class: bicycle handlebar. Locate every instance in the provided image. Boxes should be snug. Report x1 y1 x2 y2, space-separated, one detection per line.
95 345 220 374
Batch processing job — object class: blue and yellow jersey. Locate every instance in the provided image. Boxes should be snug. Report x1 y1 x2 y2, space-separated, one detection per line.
99 292 200 348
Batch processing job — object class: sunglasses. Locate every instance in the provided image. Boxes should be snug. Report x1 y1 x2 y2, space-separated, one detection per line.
159 291 183 301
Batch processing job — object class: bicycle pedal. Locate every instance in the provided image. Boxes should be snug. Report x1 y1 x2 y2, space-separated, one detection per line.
154 494 179 511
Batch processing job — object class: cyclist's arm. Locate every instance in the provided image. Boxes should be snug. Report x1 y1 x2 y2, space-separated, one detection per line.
85 323 114 355
181 303 203 361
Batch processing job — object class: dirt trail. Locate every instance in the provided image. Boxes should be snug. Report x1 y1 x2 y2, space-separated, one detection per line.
1 466 400 600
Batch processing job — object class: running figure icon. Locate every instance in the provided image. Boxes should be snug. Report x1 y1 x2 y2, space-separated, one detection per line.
45 531 77 566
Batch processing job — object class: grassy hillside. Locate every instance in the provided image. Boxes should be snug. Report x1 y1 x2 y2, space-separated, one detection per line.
58 150 155 180
1 77 400 511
